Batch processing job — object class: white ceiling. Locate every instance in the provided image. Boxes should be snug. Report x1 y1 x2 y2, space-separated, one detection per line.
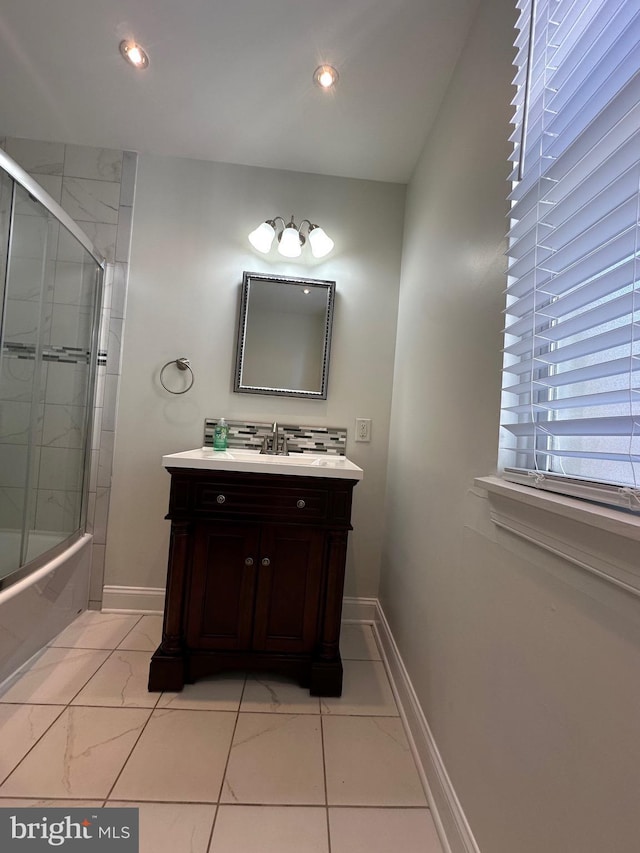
0 0 478 183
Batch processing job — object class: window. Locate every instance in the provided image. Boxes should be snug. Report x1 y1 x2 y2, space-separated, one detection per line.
500 0 640 511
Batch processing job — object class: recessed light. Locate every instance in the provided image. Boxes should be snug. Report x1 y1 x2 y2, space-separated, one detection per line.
119 40 150 70
313 65 338 90
303 288 311 294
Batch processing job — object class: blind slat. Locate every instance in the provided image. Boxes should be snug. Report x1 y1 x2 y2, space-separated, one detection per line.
503 387 639 413
533 450 640 462
504 256 636 321
503 356 635 396
504 416 640 438
504 327 639 378
506 227 637 303
509 90 640 217
504 283 637 341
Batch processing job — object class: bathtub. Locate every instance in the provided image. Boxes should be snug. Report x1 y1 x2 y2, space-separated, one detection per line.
0 533 93 685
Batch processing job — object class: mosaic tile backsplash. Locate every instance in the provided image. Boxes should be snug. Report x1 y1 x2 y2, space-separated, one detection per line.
204 419 347 455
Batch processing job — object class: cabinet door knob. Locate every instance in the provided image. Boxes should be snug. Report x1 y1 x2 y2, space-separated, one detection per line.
261 557 271 567
216 494 226 504
296 499 306 509
244 557 254 566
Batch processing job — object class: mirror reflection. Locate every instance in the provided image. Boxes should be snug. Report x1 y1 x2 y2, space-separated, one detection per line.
234 272 335 399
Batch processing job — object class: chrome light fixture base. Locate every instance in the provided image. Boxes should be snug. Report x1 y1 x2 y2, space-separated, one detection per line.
119 40 150 70
313 65 339 90
248 215 334 259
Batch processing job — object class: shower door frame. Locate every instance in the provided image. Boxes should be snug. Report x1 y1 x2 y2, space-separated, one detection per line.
0 148 105 591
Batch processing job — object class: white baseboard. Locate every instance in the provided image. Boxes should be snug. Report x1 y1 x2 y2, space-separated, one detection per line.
374 601 480 853
101 585 165 614
101 588 378 620
341 595 378 623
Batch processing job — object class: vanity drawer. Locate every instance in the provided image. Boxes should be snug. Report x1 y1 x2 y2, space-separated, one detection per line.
193 480 329 521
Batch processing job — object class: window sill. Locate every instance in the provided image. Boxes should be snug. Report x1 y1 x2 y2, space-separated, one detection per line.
475 475 640 598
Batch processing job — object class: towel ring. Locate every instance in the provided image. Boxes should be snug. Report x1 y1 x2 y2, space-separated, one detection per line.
160 357 195 395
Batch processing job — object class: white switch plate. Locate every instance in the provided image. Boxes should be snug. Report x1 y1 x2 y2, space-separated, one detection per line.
355 418 371 442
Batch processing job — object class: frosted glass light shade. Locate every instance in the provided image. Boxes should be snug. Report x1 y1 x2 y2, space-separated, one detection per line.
249 216 333 259
248 221 276 253
278 226 302 258
308 226 334 258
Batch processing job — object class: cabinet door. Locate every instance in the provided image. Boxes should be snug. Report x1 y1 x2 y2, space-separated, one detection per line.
253 525 325 654
186 521 259 650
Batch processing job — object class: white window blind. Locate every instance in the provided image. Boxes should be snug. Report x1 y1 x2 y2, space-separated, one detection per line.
501 0 640 511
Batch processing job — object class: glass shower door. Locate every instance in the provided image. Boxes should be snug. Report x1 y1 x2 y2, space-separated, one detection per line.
0 175 101 585
33 223 100 559
0 169 16 578
0 177 52 579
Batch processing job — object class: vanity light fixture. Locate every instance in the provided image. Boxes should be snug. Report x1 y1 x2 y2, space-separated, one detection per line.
248 215 334 259
119 40 150 69
313 64 339 90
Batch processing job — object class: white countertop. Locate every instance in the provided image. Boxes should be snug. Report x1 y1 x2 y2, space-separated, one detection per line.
162 447 363 480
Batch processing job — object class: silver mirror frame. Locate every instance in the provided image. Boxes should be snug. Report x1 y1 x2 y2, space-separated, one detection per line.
234 271 336 400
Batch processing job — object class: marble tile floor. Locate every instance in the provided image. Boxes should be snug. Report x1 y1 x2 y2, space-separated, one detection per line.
0 611 442 853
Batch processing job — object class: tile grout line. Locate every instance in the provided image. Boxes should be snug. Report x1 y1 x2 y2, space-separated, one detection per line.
205 674 249 850
49 613 147 706
0 796 429 809
112 613 146 648
70 644 165 711
98 628 165 801
101 702 157 803
0 703 67 789
0 621 425 817
0 700 399 718
47 613 144 652
0 794 432 810
0 617 147 794
320 711 332 853
369 620 437 815
53 613 157 802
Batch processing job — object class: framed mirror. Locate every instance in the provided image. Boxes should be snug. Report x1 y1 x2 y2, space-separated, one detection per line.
234 271 335 399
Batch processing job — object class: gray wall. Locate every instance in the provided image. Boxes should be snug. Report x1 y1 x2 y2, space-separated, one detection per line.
105 155 405 598
380 1 640 851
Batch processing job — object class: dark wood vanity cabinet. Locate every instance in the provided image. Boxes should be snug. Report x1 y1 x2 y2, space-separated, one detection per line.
149 467 358 696
186 521 324 654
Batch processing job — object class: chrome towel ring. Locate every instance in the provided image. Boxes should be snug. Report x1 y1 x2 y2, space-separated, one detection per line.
160 357 195 394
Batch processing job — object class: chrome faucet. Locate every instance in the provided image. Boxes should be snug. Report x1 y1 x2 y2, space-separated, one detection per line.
259 422 289 455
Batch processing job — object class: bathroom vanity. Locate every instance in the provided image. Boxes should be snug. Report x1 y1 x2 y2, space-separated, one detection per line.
148 448 362 696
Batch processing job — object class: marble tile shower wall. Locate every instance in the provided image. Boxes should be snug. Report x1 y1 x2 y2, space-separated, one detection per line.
0 137 137 608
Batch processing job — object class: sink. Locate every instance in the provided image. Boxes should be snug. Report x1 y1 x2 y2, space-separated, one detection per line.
162 447 363 480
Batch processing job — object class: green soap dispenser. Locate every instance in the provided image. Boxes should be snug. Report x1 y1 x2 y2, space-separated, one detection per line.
213 418 229 450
